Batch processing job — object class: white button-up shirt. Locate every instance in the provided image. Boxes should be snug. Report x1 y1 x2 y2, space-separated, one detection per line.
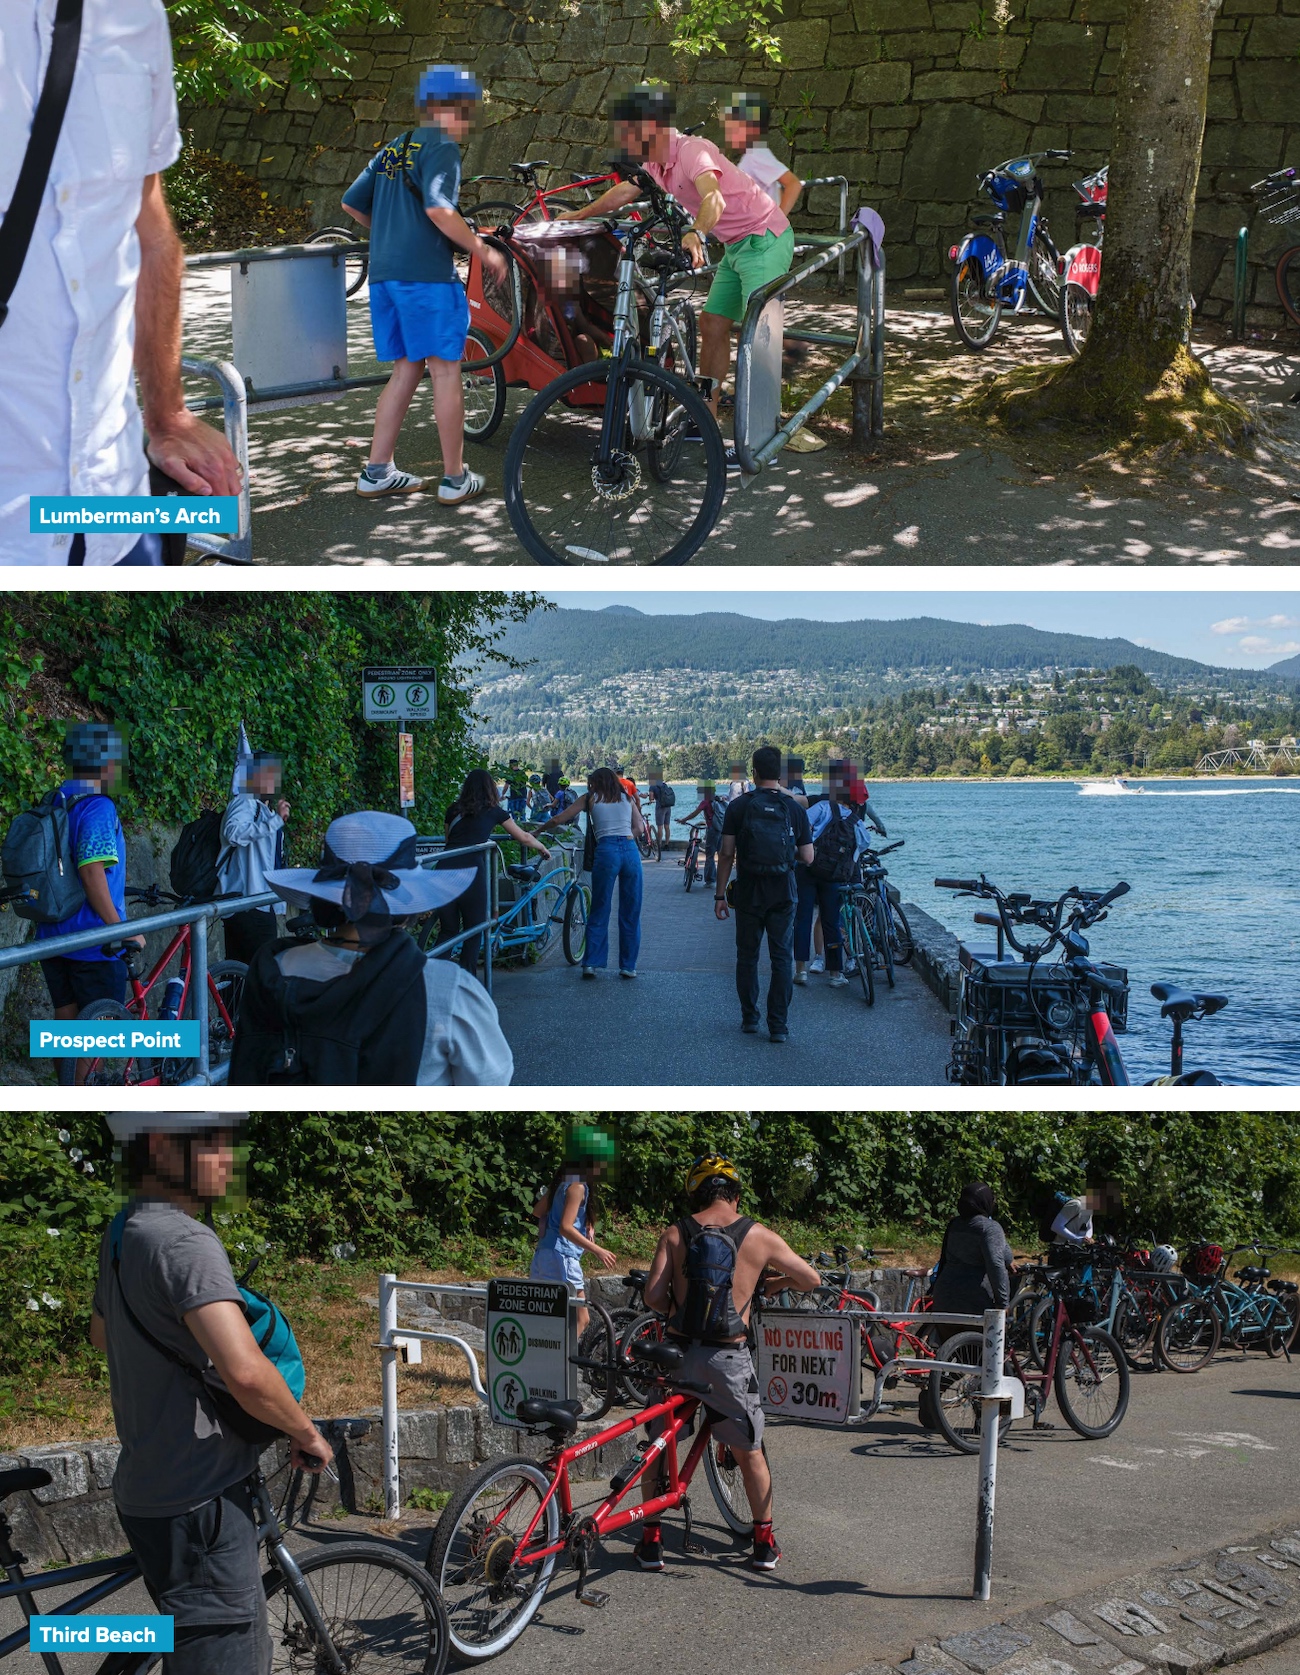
0 0 181 565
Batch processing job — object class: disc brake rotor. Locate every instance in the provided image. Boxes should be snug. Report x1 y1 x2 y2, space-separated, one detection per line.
591 452 642 501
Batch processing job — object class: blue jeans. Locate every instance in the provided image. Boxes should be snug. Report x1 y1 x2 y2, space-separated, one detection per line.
795 869 844 971
585 836 643 971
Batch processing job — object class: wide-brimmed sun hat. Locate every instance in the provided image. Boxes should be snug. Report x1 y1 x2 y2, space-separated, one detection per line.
265 812 475 922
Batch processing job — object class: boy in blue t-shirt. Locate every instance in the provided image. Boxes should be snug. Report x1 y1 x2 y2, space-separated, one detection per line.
35 723 144 1086
341 65 508 504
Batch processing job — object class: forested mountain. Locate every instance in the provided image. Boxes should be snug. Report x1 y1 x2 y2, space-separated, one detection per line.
1269 651 1300 679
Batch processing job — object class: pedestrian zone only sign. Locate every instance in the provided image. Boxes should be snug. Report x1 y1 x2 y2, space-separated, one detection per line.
363 666 437 722
486 1279 571 1428
756 1311 860 1425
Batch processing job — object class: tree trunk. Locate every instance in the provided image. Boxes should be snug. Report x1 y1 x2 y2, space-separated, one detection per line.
1077 0 1221 391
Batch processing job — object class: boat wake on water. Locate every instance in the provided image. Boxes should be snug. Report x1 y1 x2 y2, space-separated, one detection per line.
1077 779 1300 796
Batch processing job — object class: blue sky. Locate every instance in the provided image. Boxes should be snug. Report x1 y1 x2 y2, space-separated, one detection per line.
553 592 1300 668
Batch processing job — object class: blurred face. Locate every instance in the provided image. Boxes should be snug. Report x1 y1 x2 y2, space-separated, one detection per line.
247 761 282 797
723 117 760 152
614 118 669 164
426 100 474 142
149 1131 237 1203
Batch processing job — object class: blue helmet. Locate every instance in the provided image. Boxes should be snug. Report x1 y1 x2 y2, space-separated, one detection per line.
63 722 124 773
416 65 483 106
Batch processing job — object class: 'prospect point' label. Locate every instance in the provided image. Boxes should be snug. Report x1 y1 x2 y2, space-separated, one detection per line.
30 1022 200 1059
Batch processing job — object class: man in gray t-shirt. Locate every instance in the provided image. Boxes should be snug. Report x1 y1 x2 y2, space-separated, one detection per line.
94 1116 331 1675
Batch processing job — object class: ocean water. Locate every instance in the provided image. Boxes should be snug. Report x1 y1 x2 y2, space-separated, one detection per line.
655 779 1299 1086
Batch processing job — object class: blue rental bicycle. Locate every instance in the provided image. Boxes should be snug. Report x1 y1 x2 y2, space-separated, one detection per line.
417 834 591 966
949 149 1073 350
1156 1242 1299 1372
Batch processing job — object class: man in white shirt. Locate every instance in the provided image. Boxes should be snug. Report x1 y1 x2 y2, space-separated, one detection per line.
0 0 241 565
1051 1182 1121 1247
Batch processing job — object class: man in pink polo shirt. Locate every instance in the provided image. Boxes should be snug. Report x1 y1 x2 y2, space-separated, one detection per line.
559 84 795 469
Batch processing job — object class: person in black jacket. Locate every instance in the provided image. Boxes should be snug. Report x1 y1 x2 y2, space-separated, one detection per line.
920 1181 1017 1432
228 812 512 1086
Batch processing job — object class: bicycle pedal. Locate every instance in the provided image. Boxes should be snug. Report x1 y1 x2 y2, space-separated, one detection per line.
577 1586 610 1609
683 1538 706 1555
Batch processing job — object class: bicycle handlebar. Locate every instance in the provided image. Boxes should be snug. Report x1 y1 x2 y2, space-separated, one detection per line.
935 877 981 892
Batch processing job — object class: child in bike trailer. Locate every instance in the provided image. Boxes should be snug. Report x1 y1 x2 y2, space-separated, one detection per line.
530 1124 618 1335
640 1155 821 1572
93 1115 331 1675
341 65 509 504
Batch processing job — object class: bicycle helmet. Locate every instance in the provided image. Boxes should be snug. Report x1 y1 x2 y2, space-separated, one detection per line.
416 65 482 105
686 1153 741 1195
529 774 541 785
63 722 124 773
1150 1243 1179 1273
566 1124 616 1164
608 83 676 124
558 777 571 788
722 92 770 129
105 1113 249 1139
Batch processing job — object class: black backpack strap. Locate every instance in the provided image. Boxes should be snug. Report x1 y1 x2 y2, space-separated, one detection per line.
110 1211 207 1383
397 131 425 204
0 0 85 330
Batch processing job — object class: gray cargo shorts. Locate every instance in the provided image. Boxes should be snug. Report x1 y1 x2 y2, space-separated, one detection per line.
650 1340 765 1452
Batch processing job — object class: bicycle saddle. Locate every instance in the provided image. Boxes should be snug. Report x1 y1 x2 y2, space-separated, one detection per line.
1075 201 1105 220
1270 1279 1299 1294
511 159 549 175
0 1467 52 1501
1150 981 1229 1020
515 1397 581 1433
507 863 541 881
630 1340 684 1372
971 212 1005 226
1238 1266 1271 1283
626 1268 649 1284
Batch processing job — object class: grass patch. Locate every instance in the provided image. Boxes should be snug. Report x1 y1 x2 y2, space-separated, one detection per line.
408 1487 452 1513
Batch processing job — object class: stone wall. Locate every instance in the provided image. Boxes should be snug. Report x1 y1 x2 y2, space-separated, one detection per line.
183 0 1300 324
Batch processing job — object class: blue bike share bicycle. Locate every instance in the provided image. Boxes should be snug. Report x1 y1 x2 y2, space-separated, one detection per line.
417 833 591 966
949 150 1073 350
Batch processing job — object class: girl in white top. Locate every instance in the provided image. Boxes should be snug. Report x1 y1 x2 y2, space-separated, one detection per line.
722 94 803 217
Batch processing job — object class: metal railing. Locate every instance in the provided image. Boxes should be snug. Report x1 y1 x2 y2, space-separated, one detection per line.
177 357 252 564
801 175 851 288
734 223 885 475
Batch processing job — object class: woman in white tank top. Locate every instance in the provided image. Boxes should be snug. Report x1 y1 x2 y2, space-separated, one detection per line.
538 767 647 977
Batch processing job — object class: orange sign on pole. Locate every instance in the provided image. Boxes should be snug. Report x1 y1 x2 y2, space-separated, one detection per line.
398 732 415 809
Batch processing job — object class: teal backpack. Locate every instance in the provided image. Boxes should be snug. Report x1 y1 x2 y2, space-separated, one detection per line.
108 1209 305 1445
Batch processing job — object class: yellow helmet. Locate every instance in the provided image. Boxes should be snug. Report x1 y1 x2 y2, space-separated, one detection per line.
685 1153 742 1196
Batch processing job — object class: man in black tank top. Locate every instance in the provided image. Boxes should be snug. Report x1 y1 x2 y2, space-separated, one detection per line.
639 1155 820 1574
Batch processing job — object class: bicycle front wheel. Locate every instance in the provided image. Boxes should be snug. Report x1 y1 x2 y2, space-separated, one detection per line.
562 882 590 965
1027 231 1061 317
574 1298 618 1423
503 360 727 566
889 901 914 965
618 1311 668 1407
951 241 1004 350
1157 1295 1221 1373
683 841 697 890
463 325 507 443
842 904 875 1006
1060 281 1095 357
77 999 156 1086
928 1331 1013 1456
1275 246 1300 328
704 1437 767 1536
426 1459 560 1664
266 1541 450 1674
1054 1326 1130 1438
874 896 895 988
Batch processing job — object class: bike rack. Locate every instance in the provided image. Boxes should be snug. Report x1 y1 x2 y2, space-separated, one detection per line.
800 176 851 289
180 239 524 563
733 223 885 476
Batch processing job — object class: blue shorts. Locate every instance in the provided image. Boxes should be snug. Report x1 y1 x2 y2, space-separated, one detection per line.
530 1246 585 1297
368 280 470 364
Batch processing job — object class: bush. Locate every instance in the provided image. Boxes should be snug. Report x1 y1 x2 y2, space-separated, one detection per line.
165 141 314 252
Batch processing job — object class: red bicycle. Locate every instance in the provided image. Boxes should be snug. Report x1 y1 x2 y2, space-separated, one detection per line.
77 884 246 1086
465 157 629 229
426 1339 760 1663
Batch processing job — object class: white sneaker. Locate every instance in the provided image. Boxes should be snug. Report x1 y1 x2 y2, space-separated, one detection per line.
808 955 825 974
438 467 486 504
793 964 808 986
356 466 424 497
828 971 849 988
842 957 857 975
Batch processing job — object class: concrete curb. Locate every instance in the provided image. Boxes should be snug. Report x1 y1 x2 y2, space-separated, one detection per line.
857 1524 1300 1675
903 900 962 1017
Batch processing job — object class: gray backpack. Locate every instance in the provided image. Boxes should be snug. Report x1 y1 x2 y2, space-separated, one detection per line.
1 788 95 922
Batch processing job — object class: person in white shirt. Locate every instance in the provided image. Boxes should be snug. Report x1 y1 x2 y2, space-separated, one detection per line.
1051 1183 1121 1247
722 94 802 217
0 0 241 565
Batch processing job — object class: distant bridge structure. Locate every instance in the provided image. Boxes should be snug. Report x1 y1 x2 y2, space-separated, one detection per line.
1195 737 1299 771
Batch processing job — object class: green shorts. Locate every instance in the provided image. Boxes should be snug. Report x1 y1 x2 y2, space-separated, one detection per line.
703 226 796 324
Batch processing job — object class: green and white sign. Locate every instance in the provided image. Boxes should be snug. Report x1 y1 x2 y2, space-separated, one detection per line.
486 1279 571 1428
363 665 437 722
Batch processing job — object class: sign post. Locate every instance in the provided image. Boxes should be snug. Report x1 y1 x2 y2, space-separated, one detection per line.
486 1279 572 1428
755 1309 860 1425
362 666 436 816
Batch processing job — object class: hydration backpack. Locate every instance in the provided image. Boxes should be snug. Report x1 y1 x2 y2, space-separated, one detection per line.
735 790 795 877
1 788 97 922
108 1208 305 1445
170 810 224 901
675 1215 755 1343
807 807 857 884
1034 1189 1072 1244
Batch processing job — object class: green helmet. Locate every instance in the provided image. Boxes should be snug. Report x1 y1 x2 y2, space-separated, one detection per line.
558 776 571 787
566 1124 616 1164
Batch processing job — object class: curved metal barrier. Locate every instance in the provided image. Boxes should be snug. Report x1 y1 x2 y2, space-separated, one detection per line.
733 223 885 477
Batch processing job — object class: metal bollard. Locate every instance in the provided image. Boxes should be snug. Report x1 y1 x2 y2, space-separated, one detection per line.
193 913 210 1083
1233 227 1249 341
974 1308 1005 1602
380 1273 401 1519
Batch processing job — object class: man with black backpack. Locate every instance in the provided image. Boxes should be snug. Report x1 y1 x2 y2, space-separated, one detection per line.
794 758 867 989
712 745 813 1044
639 1154 820 1573
91 1114 331 1674
12 724 144 1085
645 768 676 859
339 65 508 504
217 751 289 964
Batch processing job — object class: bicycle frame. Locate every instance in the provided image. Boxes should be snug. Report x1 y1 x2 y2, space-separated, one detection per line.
492 854 580 956
1007 1293 1104 1406
0 1548 144 1670
87 918 239 1087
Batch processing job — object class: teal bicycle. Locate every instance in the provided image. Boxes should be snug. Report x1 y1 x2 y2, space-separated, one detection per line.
1157 1242 1299 1372
418 836 591 966
838 876 878 1006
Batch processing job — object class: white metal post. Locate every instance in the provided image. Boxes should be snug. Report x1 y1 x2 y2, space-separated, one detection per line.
974 1307 1006 1602
380 1272 401 1519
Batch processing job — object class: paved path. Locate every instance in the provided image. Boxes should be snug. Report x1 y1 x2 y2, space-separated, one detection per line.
491 854 951 1086
7 1355 1295 1675
181 273 1300 565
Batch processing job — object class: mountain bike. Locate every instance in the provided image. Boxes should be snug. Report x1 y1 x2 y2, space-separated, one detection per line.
417 837 590 966
75 885 246 1087
930 1268 1130 1453
1250 168 1300 328
426 1339 763 1663
502 161 727 566
949 150 1073 349
935 874 1227 1086
857 839 913 989
1058 164 1108 356
681 821 707 890
0 1419 451 1674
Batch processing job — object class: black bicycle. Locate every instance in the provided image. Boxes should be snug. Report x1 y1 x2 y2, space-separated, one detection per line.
0 1419 450 1674
934 875 1226 1086
681 820 708 891
857 839 913 989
